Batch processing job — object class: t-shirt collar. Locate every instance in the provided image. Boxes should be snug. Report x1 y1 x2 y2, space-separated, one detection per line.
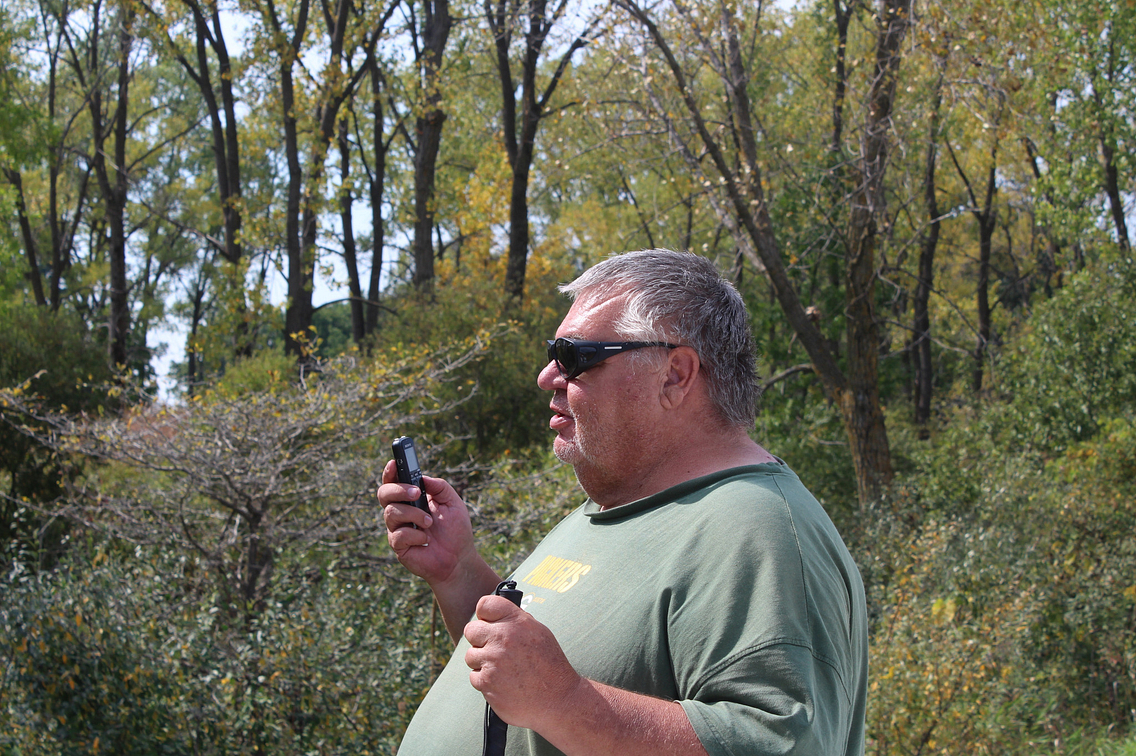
582 460 787 520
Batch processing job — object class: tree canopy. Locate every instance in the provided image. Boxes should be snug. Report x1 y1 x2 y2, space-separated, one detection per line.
2 0 1135 752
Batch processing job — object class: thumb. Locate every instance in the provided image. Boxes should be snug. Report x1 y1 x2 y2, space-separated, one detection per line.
476 594 524 623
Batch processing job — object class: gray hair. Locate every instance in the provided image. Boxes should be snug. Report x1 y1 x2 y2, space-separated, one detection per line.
560 249 761 427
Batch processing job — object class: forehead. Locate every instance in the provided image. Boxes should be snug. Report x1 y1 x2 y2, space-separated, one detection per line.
556 290 631 339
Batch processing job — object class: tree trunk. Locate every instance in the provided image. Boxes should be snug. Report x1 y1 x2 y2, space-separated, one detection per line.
87 5 135 369
411 0 453 292
339 119 367 343
912 64 944 434
179 0 244 266
948 133 999 394
366 62 388 336
1099 134 1131 254
973 198 995 393
1022 136 1063 296
4 169 48 307
45 5 89 312
281 45 311 355
1092 39 1132 254
491 0 598 301
830 0 854 155
834 0 909 503
186 273 208 392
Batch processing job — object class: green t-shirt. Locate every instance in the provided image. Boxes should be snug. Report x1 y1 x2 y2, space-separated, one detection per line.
397 463 868 756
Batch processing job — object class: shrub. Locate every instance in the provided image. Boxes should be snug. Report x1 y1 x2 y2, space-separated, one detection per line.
0 304 113 568
0 541 439 755
866 415 1136 754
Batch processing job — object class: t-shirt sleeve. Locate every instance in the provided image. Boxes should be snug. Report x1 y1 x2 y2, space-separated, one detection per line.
665 477 861 756
679 641 850 756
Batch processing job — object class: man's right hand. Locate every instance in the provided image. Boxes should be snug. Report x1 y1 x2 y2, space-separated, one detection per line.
378 460 502 642
379 459 476 584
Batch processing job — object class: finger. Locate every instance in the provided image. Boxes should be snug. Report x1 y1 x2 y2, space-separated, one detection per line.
464 645 484 672
416 474 454 510
381 459 399 485
387 518 430 550
382 501 431 534
379 480 431 519
377 479 424 507
463 619 491 649
475 594 524 623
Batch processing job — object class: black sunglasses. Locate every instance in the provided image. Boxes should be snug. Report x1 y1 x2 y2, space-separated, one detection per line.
545 337 680 380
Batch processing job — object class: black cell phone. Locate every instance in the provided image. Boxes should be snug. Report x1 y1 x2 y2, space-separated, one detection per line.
392 436 430 513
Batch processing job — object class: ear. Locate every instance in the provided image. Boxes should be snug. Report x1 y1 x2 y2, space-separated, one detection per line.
659 346 701 410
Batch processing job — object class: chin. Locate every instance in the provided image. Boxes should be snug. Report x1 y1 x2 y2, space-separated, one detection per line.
553 437 580 465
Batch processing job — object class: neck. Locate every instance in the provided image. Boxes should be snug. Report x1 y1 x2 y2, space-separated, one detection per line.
590 426 776 510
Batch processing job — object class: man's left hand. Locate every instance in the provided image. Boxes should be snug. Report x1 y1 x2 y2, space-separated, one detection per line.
463 595 583 731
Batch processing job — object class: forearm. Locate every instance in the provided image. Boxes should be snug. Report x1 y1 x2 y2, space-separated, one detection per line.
431 557 503 644
535 678 708 756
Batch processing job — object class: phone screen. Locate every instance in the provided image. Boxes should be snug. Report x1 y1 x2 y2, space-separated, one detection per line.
403 443 419 471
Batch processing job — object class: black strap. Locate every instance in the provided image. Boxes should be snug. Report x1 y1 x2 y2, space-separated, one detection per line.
483 703 510 756
481 580 523 756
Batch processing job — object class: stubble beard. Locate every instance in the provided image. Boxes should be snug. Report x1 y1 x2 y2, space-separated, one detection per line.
553 418 622 503
553 428 585 466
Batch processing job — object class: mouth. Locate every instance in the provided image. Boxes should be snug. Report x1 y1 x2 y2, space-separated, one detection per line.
549 402 574 432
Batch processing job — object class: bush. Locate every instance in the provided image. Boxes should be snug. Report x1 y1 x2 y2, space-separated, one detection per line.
993 263 1136 453
0 541 439 755
371 252 573 469
0 304 113 568
0 329 600 754
866 413 1136 754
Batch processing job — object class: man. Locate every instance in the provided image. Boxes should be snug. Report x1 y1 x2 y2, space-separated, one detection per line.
380 249 868 756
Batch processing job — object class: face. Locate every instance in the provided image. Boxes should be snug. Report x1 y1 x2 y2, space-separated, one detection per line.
537 292 669 503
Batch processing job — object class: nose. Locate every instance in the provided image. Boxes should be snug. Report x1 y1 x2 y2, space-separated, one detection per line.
537 358 565 391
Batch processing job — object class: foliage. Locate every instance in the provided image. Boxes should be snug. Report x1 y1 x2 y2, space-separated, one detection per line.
2 0 1136 750
991 262 1136 452
865 421 1136 754
0 338 499 615
210 348 299 396
0 539 437 755
311 302 357 358
0 356 582 756
754 376 859 532
372 249 574 467
864 257 1136 753
0 304 113 566
178 260 287 386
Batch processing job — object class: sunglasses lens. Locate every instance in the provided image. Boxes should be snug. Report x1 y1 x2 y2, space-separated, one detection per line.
553 339 578 377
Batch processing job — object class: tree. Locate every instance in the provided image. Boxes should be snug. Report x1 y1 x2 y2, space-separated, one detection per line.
2 0 196 376
1022 0 1135 261
0 0 94 313
485 0 604 300
333 0 401 344
84 0 138 368
408 0 455 292
358 50 401 337
150 0 247 269
613 0 911 506
913 77 943 433
238 0 386 357
0 305 112 566
1076 3 1135 254
0 337 493 616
